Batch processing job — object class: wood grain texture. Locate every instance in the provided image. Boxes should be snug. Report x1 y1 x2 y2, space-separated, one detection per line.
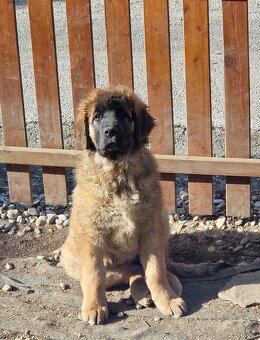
144 0 175 211
223 0 251 216
183 0 213 215
105 0 133 88
1 146 259 177
66 0 95 149
0 0 32 202
28 0 67 204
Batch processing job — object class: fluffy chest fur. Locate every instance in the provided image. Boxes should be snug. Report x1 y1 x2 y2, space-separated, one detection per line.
73 150 162 264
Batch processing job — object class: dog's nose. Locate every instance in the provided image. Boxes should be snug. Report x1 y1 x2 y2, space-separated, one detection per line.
104 127 115 137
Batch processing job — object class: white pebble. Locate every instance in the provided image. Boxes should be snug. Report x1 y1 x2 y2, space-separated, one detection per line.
7 209 19 220
215 216 226 229
59 282 70 290
5 262 14 270
36 255 45 260
2 284 13 292
58 214 67 221
28 208 38 216
235 219 243 226
207 246 216 252
17 216 25 224
55 219 63 225
35 216 47 227
63 220 70 227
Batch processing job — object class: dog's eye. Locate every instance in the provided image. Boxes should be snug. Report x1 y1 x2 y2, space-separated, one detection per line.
119 111 129 119
94 113 102 121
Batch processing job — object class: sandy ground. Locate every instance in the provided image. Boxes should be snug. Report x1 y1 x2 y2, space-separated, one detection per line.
0 222 259 340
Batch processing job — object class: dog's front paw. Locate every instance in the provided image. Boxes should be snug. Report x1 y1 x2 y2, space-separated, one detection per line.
156 297 187 318
80 304 109 325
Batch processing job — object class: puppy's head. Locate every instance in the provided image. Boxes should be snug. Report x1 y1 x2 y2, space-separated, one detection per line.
74 85 155 159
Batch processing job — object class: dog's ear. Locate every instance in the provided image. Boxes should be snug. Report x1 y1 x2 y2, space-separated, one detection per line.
131 94 156 147
73 90 99 150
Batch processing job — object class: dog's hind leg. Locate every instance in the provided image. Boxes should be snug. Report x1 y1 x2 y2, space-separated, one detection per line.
167 259 229 278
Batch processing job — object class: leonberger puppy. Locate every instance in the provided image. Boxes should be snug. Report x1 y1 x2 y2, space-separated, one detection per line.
61 85 225 325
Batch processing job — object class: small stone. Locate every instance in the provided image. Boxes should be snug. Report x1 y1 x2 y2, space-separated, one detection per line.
177 208 185 215
1 212 7 219
228 246 234 251
176 200 182 208
235 219 243 226
193 216 199 221
0 220 8 230
59 282 70 290
216 202 225 211
2 283 13 292
180 191 188 201
216 240 223 245
251 195 257 202
2 223 14 233
58 214 67 221
254 201 260 209
55 218 63 225
28 207 38 216
8 225 18 235
15 203 25 213
47 213 57 224
233 245 243 252
173 213 180 221
5 262 14 270
154 316 162 322
36 255 45 260
7 204 16 210
35 216 47 227
32 194 45 207
23 226 32 233
250 221 256 228
16 230 25 237
214 199 224 205
207 246 216 252
125 298 134 305
116 312 125 318
34 227 42 235
22 211 30 218
7 209 19 220
240 237 250 246
237 226 244 233
63 220 70 227
17 216 26 224
215 216 226 229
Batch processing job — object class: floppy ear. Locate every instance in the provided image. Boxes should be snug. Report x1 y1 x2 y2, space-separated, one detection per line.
72 97 95 150
131 94 156 147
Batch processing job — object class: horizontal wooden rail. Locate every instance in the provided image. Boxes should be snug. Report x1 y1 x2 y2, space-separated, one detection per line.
0 146 259 177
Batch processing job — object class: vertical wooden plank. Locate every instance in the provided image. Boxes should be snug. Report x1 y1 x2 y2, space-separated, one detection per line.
0 0 32 202
144 0 175 212
183 0 213 215
66 0 95 150
105 0 133 88
222 1 250 217
28 0 67 205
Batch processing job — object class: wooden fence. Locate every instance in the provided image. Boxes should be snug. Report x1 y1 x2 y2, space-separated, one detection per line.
0 0 259 217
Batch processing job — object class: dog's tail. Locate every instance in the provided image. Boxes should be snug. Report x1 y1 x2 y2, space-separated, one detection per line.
166 259 230 278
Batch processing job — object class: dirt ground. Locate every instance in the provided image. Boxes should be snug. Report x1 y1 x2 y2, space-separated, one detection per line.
0 220 260 340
